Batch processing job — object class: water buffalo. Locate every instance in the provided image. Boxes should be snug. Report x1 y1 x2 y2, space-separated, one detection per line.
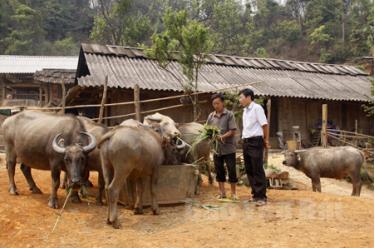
2 111 96 208
76 116 108 204
282 146 365 196
176 122 213 185
98 124 176 228
121 118 180 165
143 112 181 139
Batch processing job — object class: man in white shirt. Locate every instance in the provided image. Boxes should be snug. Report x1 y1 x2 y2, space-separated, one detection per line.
239 88 270 206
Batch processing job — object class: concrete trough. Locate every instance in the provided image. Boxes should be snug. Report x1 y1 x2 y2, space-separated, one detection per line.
119 164 199 206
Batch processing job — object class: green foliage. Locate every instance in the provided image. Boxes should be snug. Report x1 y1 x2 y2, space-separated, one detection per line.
362 79 374 116
0 0 372 64
147 9 213 89
309 25 332 46
255 47 269 58
190 124 221 155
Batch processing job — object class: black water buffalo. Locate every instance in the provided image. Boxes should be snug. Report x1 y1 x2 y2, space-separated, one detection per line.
176 122 213 185
2 111 96 208
282 146 365 196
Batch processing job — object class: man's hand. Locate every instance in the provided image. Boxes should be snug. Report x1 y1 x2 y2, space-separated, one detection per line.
217 135 224 143
264 140 271 149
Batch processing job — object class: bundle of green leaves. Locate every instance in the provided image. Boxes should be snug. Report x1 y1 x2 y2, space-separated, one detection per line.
189 124 221 156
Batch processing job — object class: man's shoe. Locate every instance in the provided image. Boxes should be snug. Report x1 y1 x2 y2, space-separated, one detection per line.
230 194 240 202
255 199 267 207
216 194 227 200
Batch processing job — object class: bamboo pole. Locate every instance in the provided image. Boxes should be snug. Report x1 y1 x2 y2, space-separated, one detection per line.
98 76 108 124
321 104 328 147
90 100 207 122
134 84 141 121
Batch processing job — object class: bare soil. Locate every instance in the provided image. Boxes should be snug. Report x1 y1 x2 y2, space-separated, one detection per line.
0 154 373 248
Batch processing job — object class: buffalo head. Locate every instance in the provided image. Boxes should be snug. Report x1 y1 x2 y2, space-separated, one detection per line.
52 132 96 188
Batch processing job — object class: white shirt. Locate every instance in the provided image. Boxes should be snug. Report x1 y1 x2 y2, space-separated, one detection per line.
242 101 268 138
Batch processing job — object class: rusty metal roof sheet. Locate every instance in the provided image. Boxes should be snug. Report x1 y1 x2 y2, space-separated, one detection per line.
77 43 373 102
34 69 76 84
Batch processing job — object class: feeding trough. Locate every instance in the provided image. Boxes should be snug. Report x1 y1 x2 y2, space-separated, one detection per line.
119 164 199 206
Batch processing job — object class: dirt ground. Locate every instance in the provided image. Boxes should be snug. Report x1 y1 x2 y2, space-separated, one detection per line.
0 153 373 248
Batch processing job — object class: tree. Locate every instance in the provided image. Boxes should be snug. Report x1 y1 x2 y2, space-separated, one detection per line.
147 9 213 120
1 1 46 55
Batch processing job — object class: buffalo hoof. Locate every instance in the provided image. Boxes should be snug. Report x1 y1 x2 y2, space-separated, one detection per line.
134 207 144 215
107 219 121 229
112 220 121 229
31 187 43 194
70 192 81 203
84 180 94 188
48 198 59 209
9 187 18 195
208 177 214 185
152 208 160 215
95 200 103 206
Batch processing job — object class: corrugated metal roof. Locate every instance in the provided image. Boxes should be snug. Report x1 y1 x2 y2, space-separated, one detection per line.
0 55 78 74
77 43 373 102
34 69 76 84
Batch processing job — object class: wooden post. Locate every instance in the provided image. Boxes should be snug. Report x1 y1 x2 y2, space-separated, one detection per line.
98 76 108 124
39 85 43 107
264 98 271 166
47 83 52 105
134 84 141 122
60 82 66 114
321 104 328 147
354 119 358 146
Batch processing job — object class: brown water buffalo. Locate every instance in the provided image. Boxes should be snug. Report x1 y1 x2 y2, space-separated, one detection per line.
177 122 213 185
282 146 365 196
2 111 96 208
98 124 177 228
121 118 180 165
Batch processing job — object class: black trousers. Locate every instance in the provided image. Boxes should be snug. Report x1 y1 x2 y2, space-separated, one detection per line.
242 136 267 200
213 153 238 183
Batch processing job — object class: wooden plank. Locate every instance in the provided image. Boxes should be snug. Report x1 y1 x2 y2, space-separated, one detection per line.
98 75 108 124
60 82 66 114
321 104 328 147
134 84 141 121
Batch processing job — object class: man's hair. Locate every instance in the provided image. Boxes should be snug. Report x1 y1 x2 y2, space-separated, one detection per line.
211 93 224 102
239 88 254 100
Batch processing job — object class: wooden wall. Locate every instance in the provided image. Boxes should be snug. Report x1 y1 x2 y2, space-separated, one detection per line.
108 88 212 126
77 88 373 146
274 97 373 144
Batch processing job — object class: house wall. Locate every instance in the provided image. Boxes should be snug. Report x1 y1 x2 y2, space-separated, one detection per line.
77 88 373 147
107 88 212 126
275 97 373 145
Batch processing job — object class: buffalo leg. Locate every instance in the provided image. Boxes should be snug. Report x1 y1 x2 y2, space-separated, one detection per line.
20 164 42 194
96 170 104 205
48 165 61 209
6 149 17 195
61 172 67 189
150 167 160 215
134 178 144 215
107 169 128 229
351 173 362 196
311 177 321 192
205 159 213 185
